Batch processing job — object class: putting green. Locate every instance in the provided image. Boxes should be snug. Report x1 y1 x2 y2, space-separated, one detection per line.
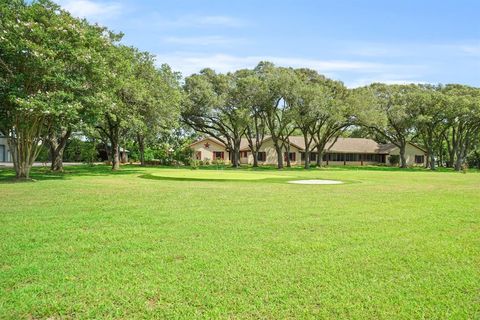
145 170 291 181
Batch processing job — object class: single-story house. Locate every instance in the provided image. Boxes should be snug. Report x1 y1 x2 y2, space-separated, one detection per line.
190 136 426 166
0 136 12 163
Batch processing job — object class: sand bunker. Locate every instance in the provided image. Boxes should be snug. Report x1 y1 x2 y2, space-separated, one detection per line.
288 179 343 185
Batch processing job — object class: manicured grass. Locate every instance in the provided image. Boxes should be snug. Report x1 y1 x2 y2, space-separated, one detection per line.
0 165 479 319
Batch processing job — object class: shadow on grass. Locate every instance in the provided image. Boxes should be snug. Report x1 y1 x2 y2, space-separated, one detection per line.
138 173 360 186
138 173 274 183
193 164 469 173
0 164 145 183
1 163 470 184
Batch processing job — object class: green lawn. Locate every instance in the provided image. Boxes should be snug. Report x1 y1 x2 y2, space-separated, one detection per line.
0 165 479 319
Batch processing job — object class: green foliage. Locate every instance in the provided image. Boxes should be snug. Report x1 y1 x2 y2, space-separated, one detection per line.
389 155 400 166
466 149 480 169
35 145 50 162
0 0 120 177
183 69 249 167
190 159 199 170
62 138 99 163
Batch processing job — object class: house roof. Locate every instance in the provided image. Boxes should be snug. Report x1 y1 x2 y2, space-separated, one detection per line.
191 136 426 154
285 136 390 154
377 141 427 154
377 143 397 153
326 138 389 154
190 136 250 150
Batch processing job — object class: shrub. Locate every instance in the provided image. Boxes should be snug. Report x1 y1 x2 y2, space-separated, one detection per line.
81 141 99 164
389 155 400 166
144 160 162 166
190 159 199 170
212 159 225 166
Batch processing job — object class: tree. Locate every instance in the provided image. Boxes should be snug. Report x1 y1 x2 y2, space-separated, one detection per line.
290 69 324 169
409 84 447 170
0 0 115 178
442 85 480 171
301 72 351 168
255 62 297 169
355 84 418 168
182 69 248 168
233 69 267 167
128 58 182 167
95 45 144 170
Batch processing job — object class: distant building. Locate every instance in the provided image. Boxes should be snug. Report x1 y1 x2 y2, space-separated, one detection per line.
0 136 12 163
190 136 426 166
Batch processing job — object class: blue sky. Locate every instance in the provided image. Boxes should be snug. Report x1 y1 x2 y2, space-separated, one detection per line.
56 0 480 87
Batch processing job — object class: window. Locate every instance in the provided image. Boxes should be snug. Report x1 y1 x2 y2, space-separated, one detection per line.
213 151 224 160
257 152 266 161
415 155 425 164
241 151 248 158
364 154 381 162
284 152 296 162
330 153 345 161
195 151 202 160
346 153 358 161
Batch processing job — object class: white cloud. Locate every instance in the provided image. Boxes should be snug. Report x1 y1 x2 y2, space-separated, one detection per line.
459 44 480 56
132 14 248 29
345 41 480 58
163 36 247 46
154 52 424 87
192 15 246 27
348 78 428 88
56 0 122 21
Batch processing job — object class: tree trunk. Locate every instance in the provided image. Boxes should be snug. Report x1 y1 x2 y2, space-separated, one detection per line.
231 150 238 168
11 145 32 180
111 141 120 170
315 144 326 167
137 134 145 166
49 129 72 172
14 159 31 179
9 139 37 180
304 150 310 169
318 149 324 167
399 145 407 168
316 145 321 166
447 138 455 168
303 133 310 169
285 143 291 168
439 147 444 167
428 146 436 170
252 151 258 167
454 143 467 172
109 127 120 170
274 142 283 169
454 156 463 171
231 139 241 168
7 118 45 180
50 146 64 172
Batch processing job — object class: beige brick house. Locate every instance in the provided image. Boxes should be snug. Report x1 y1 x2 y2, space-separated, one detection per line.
190 136 427 166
